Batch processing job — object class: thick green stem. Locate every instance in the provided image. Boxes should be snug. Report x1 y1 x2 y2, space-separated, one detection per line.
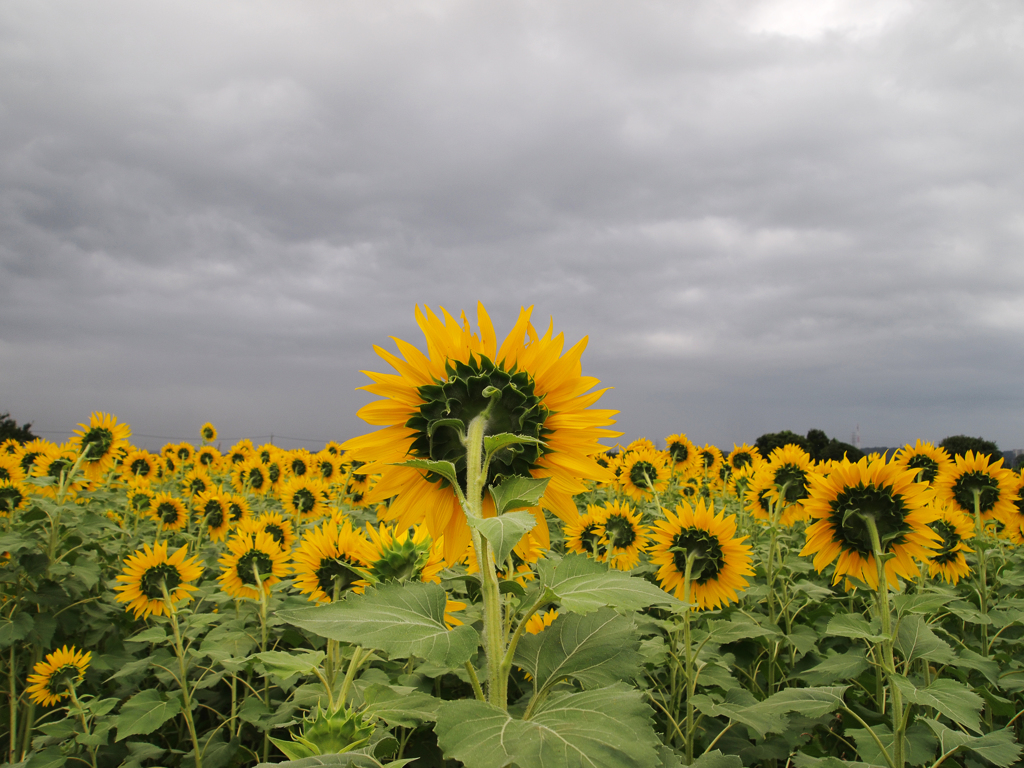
972 490 989 651
681 552 697 765
67 686 98 768
165 594 203 768
864 515 903 768
339 646 363 706
8 644 16 764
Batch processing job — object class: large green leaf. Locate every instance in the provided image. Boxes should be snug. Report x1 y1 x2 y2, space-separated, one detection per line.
279 581 478 668
689 750 743 768
114 689 183 741
514 608 642 691
795 652 870 685
920 719 1022 767
253 650 326 685
890 676 983 733
692 687 847 739
825 614 885 642
893 615 955 664
470 510 536 564
540 555 675 615
361 684 442 727
703 616 779 645
435 685 662 768
483 432 545 455
0 612 33 648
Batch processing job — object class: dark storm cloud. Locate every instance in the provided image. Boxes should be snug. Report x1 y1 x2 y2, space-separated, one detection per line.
2 0 1023 452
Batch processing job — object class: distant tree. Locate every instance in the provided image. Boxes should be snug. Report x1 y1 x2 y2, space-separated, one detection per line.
755 430 810 458
938 435 1002 465
818 439 865 462
0 412 37 444
806 429 829 460
1015 454 1024 472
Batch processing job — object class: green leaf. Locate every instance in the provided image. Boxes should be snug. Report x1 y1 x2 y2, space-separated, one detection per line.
361 684 442 727
690 751 744 768
24 747 67 768
893 615 955 664
764 686 848 719
483 432 545 455
704 616 779 645
279 581 478 668
488 475 550 516
542 554 676 614
470 510 536 564
514 608 642 691
255 754 402 767
955 648 1001 685
268 735 319 761
921 719 1022 767
395 459 460 490
435 685 662 768
795 652 870 685
892 592 955 616
120 741 166 768
253 650 326 685
691 688 786 738
124 625 168 645
114 689 182 741
792 753 886 768
890 676 983 733
825 614 885 641
0 612 33 647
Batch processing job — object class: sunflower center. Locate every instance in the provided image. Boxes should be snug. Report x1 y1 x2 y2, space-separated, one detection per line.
315 557 362 595
319 461 335 479
699 451 716 469
668 442 689 463
773 464 809 505
264 524 286 546
129 492 151 513
20 452 41 473
907 455 939 483
928 519 961 564
188 477 207 495
130 458 151 477
829 484 909 555
369 536 428 583
141 562 183 600
629 461 657 489
203 501 224 528
604 513 637 549
46 664 82 693
291 488 317 514
407 354 549 489
291 459 308 476
951 471 1000 515
177 447 191 461
199 451 215 466
156 501 182 525
0 485 25 512
671 529 724 585
80 427 114 461
731 451 753 469
576 523 601 554
236 550 275 585
248 467 266 490
228 501 246 522
267 463 281 483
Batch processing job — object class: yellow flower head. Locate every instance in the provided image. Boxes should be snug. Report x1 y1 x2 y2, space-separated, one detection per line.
70 412 131 481
26 646 91 706
933 450 1019 523
114 542 204 619
617 447 670 502
927 504 975 584
200 422 218 442
292 520 373 602
218 530 290 600
341 304 618 562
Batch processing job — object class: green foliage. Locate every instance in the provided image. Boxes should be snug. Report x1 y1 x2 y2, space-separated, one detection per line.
755 429 810 457
0 410 37 443
939 434 1002 464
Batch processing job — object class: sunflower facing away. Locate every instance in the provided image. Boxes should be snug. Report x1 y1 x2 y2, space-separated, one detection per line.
292 519 373 602
933 450 1019 523
218 530 291 601
649 499 753 610
800 457 940 590
664 433 698 475
596 500 650 570
365 522 446 585
927 504 975 584
26 646 92 706
341 304 618 562
618 447 670 502
891 440 953 484
114 542 204 619
70 412 131 482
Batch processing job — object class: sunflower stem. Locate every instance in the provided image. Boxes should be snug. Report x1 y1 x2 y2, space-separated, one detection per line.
162 585 203 768
8 644 17 764
972 489 989 651
681 551 698 765
864 514 903 768
339 646 363 706
67 685 98 768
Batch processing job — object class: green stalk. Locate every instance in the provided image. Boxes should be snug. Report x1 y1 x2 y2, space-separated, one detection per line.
8 645 16 764
339 646 363 706
255 566 270 764
67 686 98 768
972 490 989 651
163 587 203 768
681 552 698 765
864 515 903 768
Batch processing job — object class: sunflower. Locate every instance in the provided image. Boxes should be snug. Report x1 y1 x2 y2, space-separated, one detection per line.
753 444 818 524
563 509 605 559
218 530 291 600
30 445 86 498
25 646 92 706
292 520 373 602
618 447 670 502
181 466 213 498
227 440 254 465
1 438 21 455
173 442 195 464
891 441 953 484
324 441 345 456
998 473 1024 545
649 499 753 610
121 450 158 482
16 438 50 475
114 542 204 619
70 413 131 481
232 456 271 495
800 457 940 590
226 494 252 525
596 500 649 570
280 476 330 520
200 422 218 442
365 523 445 584
313 452 340 483
195 446 222 469
194 490 232 541
0 480 30 516
727 444 760 472
696 445 724 479
284 449 315 478
126 482 156 516
664 434 698 475
933 451 1018 523
149 493 189 532
0 453 25 484
927 504 975 584
340 304 618 562
241 512 297 552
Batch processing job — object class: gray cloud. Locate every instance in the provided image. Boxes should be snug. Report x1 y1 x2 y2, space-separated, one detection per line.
2 0 1023 453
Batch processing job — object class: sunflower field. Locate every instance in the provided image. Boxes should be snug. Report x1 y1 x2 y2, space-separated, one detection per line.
3 305 1024 768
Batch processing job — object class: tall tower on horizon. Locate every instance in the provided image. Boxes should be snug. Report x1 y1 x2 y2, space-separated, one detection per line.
852 424 861 449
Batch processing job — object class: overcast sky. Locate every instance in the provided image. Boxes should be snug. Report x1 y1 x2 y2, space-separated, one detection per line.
2 0 1024 454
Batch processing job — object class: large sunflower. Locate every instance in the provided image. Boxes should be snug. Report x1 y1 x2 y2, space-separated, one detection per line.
150 493 189 532
933 451 1018 523
618 447 670 502
194 490 232 542
649 499 753 610
341 304 618 562
800 457 940 589
727 444 760 473
664 434 698 476
218 530 291 600
280 476 330 520
114 542 204 619
749 444 818 524
25 646 91 706
927 504 975 584
891 440 953 484
291 519 373 602
596 500 649 570
70 412 131 481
